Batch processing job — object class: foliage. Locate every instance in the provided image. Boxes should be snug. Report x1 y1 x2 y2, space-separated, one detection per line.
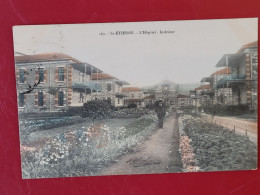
81 100 114 118
123 118 154 138
179 115 257 171
20 114 157 178
202 104 250 116
127 103 137 108
66 107 82 116
146 104 154 109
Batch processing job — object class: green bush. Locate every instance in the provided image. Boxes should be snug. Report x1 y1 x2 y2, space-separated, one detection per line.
66 107 82 116
128 103 137 108
81 100 114 118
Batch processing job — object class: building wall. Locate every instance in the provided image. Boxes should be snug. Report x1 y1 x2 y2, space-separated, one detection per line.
123 91 144 100
155 90 177 106
144 99 155 107
16 60 73 113
90 79 125 107
123 90 145 108
232 84 247 105
214 88 232 105
178 98 189 107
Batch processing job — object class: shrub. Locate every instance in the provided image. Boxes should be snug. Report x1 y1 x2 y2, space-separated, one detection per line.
128 103 137 108
146 104 154 109
66 107 82 116
81 100 114 118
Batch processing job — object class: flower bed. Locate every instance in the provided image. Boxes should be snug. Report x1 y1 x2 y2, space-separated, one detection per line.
111 108 155 118
178 115 257 172
178 117 200 172
21 114 158 178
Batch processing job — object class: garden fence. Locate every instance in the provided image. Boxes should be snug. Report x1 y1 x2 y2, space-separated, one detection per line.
201 115 257 144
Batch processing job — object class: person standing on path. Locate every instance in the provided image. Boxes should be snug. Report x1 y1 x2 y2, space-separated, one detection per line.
155 99 166 128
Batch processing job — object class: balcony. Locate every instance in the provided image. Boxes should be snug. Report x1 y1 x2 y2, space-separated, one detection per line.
216 74 246 88
72 81 102 91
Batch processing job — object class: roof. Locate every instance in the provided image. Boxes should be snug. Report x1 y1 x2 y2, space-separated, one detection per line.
236 41 258 53
15 52 81 63
122 87 142 92
71 63 102 74
115 80 130 85
215 53 245 67
124 98 144 102
211 67 231 76
177 94 188 98
144 95 155 99
195 84 211 91
91 73 116 80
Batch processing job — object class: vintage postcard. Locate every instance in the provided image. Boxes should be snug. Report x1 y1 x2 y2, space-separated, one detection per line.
13 18 258 179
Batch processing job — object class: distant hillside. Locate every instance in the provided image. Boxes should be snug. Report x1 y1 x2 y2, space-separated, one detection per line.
142 80 177 91
142 81 200 96
178 83 200 95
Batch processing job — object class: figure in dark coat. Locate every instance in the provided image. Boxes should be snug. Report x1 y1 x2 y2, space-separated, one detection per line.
154 99 166 128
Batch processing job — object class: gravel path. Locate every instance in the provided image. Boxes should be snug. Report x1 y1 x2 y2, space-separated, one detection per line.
100 111 182 175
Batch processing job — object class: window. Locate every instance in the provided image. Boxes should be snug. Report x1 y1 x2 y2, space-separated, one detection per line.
107 97 111 105
118 98 120 104
39 68 44 82
107 83 112 91
19 69 25 83
19 93 24 107
38 92 44 106
58 91 64 106
58 67 64 81
131 93 134 98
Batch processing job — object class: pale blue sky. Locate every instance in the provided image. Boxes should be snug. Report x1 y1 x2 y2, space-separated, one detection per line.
13 18 258 87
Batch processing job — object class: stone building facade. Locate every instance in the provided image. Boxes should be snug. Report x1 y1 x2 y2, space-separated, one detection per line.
154 80 178 107
122 87 145 108
15 53 101 113
90 73 128 107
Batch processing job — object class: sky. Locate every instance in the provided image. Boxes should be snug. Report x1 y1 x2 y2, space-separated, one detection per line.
13 18 258 87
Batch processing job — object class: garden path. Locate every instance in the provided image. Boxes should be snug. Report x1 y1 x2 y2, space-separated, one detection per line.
100 111 182 175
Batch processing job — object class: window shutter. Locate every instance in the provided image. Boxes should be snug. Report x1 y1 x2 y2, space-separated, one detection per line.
16 69 20 83
55 67 58 82
55 92 58 107
44 69 47 83
24 68 27 82
35 69 39 83
64 67 67 81
35 92 38 107
43 92 46 105
24 94 27 107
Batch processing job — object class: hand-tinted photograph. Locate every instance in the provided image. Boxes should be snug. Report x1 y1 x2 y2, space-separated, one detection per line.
13 18 258 179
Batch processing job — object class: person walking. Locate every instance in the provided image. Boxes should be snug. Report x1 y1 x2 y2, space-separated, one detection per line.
155 99 166 128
